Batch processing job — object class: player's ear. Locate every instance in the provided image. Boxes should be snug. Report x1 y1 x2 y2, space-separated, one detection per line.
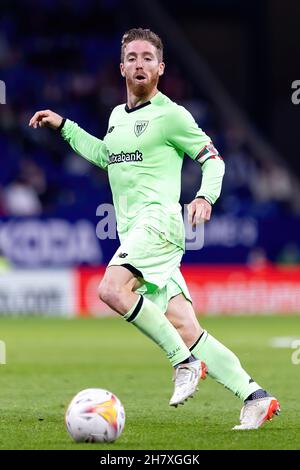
158 62 165 77
120 63 125 77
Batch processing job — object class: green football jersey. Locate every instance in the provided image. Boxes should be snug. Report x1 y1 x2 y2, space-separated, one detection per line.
61 91 224 249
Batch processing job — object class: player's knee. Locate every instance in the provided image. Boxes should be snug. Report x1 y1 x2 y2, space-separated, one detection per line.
98 279 123 307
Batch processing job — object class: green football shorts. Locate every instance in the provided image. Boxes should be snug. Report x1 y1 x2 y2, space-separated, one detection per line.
108 224 192 313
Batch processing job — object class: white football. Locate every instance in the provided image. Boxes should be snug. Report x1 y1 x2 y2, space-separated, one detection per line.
65 388 125 443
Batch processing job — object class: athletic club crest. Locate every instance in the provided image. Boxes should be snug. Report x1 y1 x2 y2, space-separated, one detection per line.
134 120 149 137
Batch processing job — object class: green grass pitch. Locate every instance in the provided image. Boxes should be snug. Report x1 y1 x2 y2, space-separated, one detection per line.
0 315 299 450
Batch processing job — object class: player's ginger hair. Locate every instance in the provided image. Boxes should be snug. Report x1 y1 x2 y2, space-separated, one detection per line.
121 28 164 62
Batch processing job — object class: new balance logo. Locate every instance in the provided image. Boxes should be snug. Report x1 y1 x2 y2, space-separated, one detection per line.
118 252 128 258
108 150 143 165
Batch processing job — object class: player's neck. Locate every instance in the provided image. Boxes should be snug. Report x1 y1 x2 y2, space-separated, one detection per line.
126 88 159 109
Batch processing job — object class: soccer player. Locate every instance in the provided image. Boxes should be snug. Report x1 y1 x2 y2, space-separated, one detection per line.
29 28 280 429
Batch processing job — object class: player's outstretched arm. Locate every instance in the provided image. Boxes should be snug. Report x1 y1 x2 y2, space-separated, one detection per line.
29 109 63 130
29 110 108 170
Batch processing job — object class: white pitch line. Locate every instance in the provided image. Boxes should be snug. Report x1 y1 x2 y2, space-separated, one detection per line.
270 337 300 348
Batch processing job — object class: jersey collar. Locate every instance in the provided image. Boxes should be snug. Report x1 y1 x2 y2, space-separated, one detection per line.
124 91 162 113
125 101 151 113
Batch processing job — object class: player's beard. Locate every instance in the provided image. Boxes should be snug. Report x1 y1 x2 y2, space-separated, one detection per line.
127 72 159 99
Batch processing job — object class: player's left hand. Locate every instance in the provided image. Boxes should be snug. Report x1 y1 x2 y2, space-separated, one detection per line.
187 198 212 226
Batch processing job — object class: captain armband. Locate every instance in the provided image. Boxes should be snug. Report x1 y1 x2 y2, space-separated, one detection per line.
195 142 223 166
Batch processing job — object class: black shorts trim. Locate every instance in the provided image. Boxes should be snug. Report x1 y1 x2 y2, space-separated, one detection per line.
121 263 143 279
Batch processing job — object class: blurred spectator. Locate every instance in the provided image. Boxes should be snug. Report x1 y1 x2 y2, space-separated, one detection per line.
3 177 42 216
19 159 47 196
250 161 293 206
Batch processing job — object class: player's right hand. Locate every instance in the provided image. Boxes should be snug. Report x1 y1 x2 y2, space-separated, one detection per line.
29 109 63 130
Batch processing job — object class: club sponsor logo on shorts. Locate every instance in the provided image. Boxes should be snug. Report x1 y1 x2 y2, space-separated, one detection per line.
108 150 143 165
134 120 149 137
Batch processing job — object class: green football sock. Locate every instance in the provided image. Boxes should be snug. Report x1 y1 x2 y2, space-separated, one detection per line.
124 295 191 367
190 331 260 401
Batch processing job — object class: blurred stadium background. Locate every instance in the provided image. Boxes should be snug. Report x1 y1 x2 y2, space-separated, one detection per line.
1 0 300 317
